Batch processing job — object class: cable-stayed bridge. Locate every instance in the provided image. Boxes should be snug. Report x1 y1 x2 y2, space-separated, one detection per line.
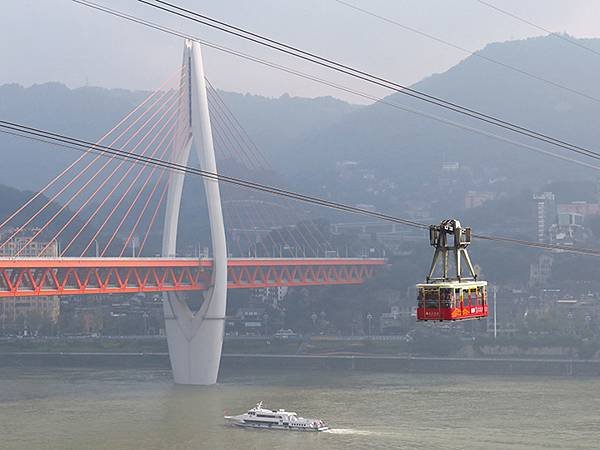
0 257 383 297
0 41 385 384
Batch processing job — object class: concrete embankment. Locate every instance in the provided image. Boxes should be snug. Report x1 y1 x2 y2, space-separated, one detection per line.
222 354 600 376
2 352 600 376
0 352 170 368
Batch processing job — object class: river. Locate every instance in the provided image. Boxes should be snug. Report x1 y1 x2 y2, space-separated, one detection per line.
1 366 599 449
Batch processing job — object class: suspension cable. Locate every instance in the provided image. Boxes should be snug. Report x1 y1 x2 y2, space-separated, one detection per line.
4 120 600 257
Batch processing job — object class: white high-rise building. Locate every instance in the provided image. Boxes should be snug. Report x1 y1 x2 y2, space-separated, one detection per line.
533 192 556 243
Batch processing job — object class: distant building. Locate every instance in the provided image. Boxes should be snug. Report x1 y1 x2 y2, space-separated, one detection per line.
549 222 590 246
335 160 359 171
539 201 600 246
464 191 495 209
533 192 556 243
0 232 60 328
335 161 359 181
0 233 59 258
254 286 288 308
557 201 600 218
228 307 267 335
74 306 104 334
379 305 414 334
557 212 584 227
441 162 460 172
529 253 554 287
438 162 461 190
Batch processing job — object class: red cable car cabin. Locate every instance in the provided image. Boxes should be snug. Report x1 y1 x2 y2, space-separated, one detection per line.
416 281 488 321
416 219 488 322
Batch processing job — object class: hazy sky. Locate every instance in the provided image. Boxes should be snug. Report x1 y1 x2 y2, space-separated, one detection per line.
2 0 600 103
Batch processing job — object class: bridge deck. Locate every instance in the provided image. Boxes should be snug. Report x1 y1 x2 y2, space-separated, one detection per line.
0 257 386 298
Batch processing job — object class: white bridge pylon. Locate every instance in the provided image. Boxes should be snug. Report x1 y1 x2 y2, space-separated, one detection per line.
161 40 228 385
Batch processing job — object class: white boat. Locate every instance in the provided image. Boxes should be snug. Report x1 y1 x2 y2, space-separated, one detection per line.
224 402 329 432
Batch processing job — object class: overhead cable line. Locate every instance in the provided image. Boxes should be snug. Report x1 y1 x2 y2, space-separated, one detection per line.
333 0 600 105
4 119 600 258
0 120 427 230
132 0 600 163
0 68 181 234
476 0 600 58
72 1 600 173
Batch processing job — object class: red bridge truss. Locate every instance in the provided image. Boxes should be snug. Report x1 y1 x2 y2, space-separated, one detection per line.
0 258 386 298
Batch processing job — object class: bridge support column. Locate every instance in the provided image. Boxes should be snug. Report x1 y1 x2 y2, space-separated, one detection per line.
162 40 228 385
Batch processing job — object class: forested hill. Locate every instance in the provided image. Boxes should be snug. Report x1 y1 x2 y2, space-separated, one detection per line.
0 82 356 192
284 34 600 201
3 34 600 216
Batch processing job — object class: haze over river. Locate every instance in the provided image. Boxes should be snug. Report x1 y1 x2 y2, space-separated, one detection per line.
1 366 599 449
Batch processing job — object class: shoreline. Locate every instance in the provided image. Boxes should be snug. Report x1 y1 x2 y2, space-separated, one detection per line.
1 351 599 376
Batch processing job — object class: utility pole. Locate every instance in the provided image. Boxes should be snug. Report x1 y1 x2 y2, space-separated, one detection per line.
143 311 149 335
493 285 498 339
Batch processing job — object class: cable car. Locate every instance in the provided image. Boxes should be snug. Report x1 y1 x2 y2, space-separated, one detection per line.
416 219 488 322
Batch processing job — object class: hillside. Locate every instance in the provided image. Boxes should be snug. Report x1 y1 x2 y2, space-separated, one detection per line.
2 35 600 235
0 83 357 192
284 35 600 217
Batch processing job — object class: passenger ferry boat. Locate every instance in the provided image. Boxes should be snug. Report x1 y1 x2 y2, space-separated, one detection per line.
224 402 329 432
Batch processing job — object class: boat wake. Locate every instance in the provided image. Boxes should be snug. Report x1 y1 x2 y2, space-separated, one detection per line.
325 428 375 436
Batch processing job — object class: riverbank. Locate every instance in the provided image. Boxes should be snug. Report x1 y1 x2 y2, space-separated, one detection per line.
2 351 600 376
2 334 598 360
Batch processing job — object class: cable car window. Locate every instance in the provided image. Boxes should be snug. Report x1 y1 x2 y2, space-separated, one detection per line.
440 288 452 308
423 288 439 308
